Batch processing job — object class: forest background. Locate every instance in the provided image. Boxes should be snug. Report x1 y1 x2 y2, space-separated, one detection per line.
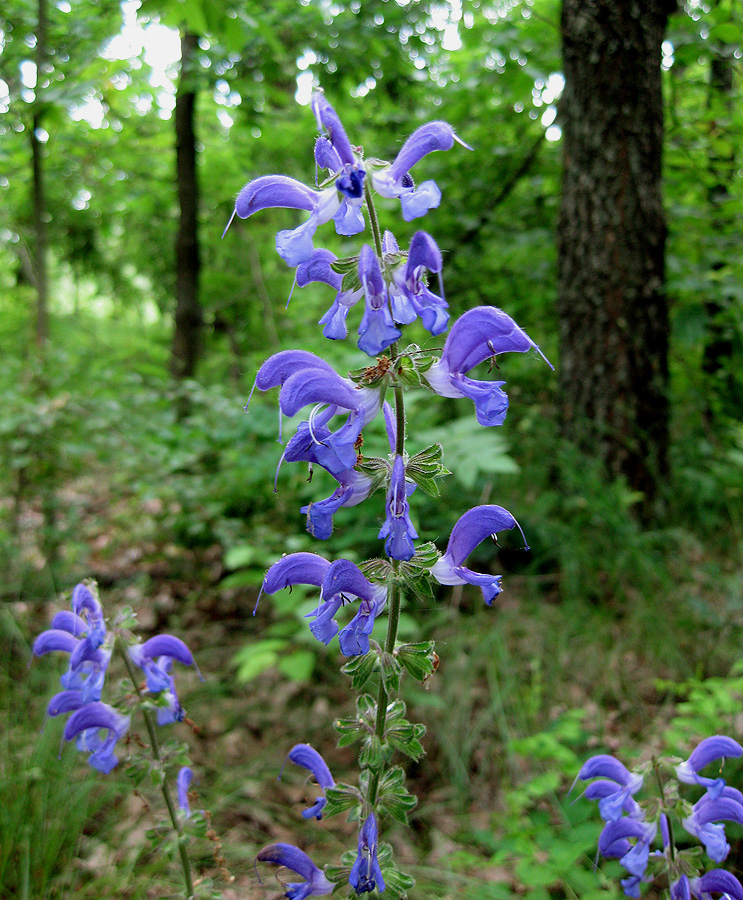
1 0 743 898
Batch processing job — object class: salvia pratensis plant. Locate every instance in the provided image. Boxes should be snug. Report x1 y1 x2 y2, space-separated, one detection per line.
32 93 738 900
226 89 552 899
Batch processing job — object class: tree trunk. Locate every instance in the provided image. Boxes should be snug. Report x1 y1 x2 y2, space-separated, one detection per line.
557 0 675 514
702 19 740 422
170 30 202 380
32 0 49 348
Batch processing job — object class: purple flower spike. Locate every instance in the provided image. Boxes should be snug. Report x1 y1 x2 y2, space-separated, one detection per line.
71 582 102 619
177 766 193 817
373 120 470 221
349 812 386 895
431 504 524 605
285 743 335 819
378 456 418 561
677 736 743 798
692 870 743 900
425 306 552 426
256 843 334 900
63 701 130 773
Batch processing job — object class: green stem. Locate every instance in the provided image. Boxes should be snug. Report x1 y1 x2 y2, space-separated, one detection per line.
367 379 407 807
118 639 196 899
653 760 675 862
364 180 384 258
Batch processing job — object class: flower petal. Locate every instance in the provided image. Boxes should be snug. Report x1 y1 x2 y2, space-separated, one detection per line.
235 175 318 219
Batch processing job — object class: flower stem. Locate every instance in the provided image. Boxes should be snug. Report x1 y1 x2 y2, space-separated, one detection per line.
364 180 384 259
367 382 407 806
118 639 196 899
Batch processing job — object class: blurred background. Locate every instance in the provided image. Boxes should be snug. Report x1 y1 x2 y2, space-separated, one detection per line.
1 0 743 897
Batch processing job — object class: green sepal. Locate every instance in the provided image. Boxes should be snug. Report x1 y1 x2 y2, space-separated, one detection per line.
354 457 389 493
341 651 378 691
405 443 450 497
324 862 353 884
397 543 440 597
394 344 434 388
330 255 359 276
375 767 418 825
150 766 165 787
396 641 436 682
183 811 208 838
340 269 362 295
381 859 416 899
359 733 386 770
379 651 402 695
333 715 368 749
323 782 363 820
359 557 393 584
385 721 426 761
356 694 377 725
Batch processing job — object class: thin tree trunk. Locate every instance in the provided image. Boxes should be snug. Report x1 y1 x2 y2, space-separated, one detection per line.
32 0 49 348
557 0 675 515
702 17 739 422
170 30 202 380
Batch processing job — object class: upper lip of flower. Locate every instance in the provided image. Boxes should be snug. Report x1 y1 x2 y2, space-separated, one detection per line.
255 843 334 899
431 504 526 605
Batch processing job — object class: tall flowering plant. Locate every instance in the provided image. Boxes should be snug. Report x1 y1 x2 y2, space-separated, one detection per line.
227 91 552 897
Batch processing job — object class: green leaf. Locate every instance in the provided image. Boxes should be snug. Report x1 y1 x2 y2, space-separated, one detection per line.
323 783 362 820
376 767 418 824
231 639 286 682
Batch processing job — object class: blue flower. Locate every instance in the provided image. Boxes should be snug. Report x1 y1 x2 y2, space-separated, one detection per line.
34 594 111 703
300 467 374 540
682 790 743 862
371 120 471 221
177 766 193 817
283 743 335 820
424 306 552 426
312 92 366 236
256 349 381 478
690 870 743 900
349 812 385 894
431 504 526 605
676 736 743 799
597 817 657 896
129 635 201 725
259 554 386 655
256 843 334 900
387 230 449 335
227 174 342 267
321 560 387 656
378 455 418 561
577 754 644 822
358 245 401 356
63 701 130 773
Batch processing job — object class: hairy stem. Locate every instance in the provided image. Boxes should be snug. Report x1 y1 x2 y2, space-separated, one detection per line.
367 379 407 806
118 640 195 899
364 180 384 259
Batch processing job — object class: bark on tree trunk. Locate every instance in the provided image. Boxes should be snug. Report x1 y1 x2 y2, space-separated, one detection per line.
32 0 49 348
170 30 202 380
557 0 675 514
